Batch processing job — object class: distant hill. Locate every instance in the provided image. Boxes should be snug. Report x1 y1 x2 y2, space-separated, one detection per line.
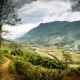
16 21 80 47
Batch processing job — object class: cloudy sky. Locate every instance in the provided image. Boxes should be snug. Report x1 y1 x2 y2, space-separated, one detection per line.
4 0 80 39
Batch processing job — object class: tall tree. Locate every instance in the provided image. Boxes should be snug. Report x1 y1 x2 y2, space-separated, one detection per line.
0 0 21 48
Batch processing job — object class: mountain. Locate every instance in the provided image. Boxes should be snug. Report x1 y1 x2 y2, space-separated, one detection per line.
16 21 80 47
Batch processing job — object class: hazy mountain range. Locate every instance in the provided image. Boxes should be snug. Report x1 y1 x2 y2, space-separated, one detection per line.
16 21 80 48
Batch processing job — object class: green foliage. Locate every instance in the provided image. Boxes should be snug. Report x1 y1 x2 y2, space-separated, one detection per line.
62 50 73 69
66 67 80 76
0 49 4 66
3 49 8 54
12 57 33 80
62 50 72 63
15 57 32 75
0 48 9 54
7 48 77 80
33 67 41 80
10 56 65 80
10 49 23 56
9 62 16 74
8 50 67 80
25 52 66 70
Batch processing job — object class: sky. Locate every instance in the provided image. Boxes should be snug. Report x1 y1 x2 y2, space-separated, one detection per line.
3 0 80 39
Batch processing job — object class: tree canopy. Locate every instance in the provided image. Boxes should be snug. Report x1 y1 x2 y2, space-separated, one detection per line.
0 0 21 48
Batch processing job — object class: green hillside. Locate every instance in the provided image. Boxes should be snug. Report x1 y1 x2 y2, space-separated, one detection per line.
17 21 69 43
17 21 80 49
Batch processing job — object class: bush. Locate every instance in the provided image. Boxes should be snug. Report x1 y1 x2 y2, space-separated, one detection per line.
40 69 64 80
25 52 66 69
13 57 34 80
10 55 66 80
3 50 9 54
10 49 23 56
0 48 9 54
33 66 42 80
66 67 80 76
9 62 16 74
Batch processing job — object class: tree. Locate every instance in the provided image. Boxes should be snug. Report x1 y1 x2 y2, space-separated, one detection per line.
62 50 72 68
0 0 21 48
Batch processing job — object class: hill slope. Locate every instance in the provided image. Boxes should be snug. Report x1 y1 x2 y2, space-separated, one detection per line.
16 21 80 47
2 39 22 50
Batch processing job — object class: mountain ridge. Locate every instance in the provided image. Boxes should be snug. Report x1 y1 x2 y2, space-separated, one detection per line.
16 21 80 49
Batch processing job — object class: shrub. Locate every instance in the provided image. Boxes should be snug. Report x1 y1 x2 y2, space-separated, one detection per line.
9 62 16 74
40 69 64 80
10 49 23 56
3 50 9 54
33 66 42 80
11 55 66 80
25 52 66 69
13 57 34 80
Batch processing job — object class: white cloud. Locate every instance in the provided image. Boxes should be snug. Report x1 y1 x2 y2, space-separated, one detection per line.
3 23 39 39
3 0 80 39
18 0 80 23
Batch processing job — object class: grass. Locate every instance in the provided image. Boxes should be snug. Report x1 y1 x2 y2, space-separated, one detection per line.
69 64 80 68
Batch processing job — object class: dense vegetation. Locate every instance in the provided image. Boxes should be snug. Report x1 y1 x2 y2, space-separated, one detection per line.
0 40 80 80
0 46 80 80
8 49 66 80
10 49 66 70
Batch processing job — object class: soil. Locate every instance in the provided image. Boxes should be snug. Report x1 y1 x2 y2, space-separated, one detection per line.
0 57 14 80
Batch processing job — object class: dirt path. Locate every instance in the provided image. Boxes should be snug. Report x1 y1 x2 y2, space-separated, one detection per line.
0 57 14 80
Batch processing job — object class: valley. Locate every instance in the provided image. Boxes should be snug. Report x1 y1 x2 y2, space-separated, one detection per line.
0 21 80 80
29 44 80 67
15 20 80 68
0 39 80 80
0 0 80 80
